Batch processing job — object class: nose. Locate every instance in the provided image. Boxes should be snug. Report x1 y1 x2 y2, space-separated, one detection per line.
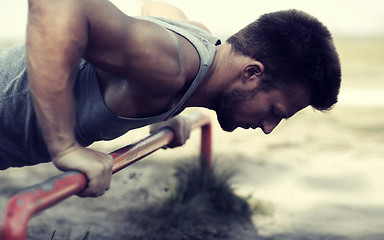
261 118 282 134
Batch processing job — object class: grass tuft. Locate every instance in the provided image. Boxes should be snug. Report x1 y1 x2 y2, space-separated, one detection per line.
126 159 263 240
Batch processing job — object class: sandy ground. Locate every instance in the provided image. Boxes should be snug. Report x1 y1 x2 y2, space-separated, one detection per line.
1 38 384 240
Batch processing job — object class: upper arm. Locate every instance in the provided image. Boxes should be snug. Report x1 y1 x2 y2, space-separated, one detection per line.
28 0 192 93
83 2 184 86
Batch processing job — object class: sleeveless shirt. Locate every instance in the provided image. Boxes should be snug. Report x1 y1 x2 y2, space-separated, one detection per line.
0 17 220 169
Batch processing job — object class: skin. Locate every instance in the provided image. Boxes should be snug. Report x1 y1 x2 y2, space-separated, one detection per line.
141 1 212 33
26 0 310 197
215 83 310 133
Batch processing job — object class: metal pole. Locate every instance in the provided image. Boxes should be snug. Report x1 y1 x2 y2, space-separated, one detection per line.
0 112 211 240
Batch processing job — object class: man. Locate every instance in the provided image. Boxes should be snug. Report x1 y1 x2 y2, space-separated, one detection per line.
0 0 341 197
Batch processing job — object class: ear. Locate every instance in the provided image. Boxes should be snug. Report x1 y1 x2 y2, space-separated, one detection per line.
241 61 264 84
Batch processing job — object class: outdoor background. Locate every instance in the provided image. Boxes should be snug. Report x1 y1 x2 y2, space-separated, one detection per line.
0 0 383 239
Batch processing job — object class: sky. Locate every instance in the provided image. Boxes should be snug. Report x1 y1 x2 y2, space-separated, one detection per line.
0 0 383 43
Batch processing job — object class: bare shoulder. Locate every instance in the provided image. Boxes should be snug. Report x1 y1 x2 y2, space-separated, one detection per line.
96 17 201 118
84 9 200 95
82 2 201 117
127 18 201 94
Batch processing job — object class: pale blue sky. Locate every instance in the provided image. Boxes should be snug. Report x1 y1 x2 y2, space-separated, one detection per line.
1 0 383 43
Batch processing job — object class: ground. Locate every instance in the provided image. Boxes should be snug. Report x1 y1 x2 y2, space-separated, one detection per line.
1 37 384 240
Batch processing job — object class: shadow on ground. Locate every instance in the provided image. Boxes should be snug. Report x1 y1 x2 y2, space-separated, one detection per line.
107 161 350 240
117 161 260 240
5 154 382 240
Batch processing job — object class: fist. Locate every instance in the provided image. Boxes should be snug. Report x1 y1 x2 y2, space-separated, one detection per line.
150 116 192 148
53 144 113 197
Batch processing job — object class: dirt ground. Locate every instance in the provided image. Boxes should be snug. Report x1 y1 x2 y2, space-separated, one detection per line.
1 37 384 240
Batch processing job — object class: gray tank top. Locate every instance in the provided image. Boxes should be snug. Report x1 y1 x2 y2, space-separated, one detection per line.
0 17 220 169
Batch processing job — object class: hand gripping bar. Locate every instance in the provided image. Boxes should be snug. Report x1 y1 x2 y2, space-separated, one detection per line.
1 112 212 240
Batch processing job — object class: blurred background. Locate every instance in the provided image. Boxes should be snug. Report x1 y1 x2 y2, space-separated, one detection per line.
1 1 383 239
1 0 384 41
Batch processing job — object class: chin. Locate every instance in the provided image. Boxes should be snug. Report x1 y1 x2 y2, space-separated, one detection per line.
221 127 235 132
215 110 237 132
218 121 236 132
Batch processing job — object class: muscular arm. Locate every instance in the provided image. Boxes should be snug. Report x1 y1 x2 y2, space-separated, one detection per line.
27 0 114 198
27 0 184 151
26 0 195 197
27 0 87 157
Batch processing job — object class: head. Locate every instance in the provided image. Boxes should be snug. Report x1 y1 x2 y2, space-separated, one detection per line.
215 9 341 133
215 78 310 133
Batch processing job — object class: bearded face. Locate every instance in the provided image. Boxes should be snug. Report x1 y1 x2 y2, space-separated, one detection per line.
214 83 310 134
214 87 257 132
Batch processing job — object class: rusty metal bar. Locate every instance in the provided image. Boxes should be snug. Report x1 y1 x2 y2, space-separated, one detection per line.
0 112 211 240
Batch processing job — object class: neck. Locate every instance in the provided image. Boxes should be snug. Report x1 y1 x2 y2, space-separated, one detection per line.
183 43 238 110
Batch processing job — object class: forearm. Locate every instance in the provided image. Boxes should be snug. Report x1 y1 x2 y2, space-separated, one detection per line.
27 0 88 157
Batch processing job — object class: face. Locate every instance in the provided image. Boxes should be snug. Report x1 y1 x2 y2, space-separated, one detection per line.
215 84 310 134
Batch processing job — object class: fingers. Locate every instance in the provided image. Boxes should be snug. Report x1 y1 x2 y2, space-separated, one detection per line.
149 116 192 148
52 144 114 198
78 176 111 197
78 154 113 197
170 116 191 148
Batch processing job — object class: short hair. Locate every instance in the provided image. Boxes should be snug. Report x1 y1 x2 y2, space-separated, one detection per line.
227 9 341 111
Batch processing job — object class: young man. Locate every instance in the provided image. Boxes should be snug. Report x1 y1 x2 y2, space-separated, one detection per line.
0 0 341 197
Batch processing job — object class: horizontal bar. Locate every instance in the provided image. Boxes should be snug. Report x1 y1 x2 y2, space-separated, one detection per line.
1 112 211 240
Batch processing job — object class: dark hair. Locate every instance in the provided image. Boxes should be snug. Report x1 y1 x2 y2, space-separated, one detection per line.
227 9 341 111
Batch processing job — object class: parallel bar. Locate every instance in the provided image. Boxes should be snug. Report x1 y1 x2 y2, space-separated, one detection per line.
200 123 212 168
111 129 174 174
189 111 212 168
0 112 211 240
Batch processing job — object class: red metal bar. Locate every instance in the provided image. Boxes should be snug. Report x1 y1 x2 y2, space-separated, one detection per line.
188 112 212 168
1 112 211 240
200 123 212 168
